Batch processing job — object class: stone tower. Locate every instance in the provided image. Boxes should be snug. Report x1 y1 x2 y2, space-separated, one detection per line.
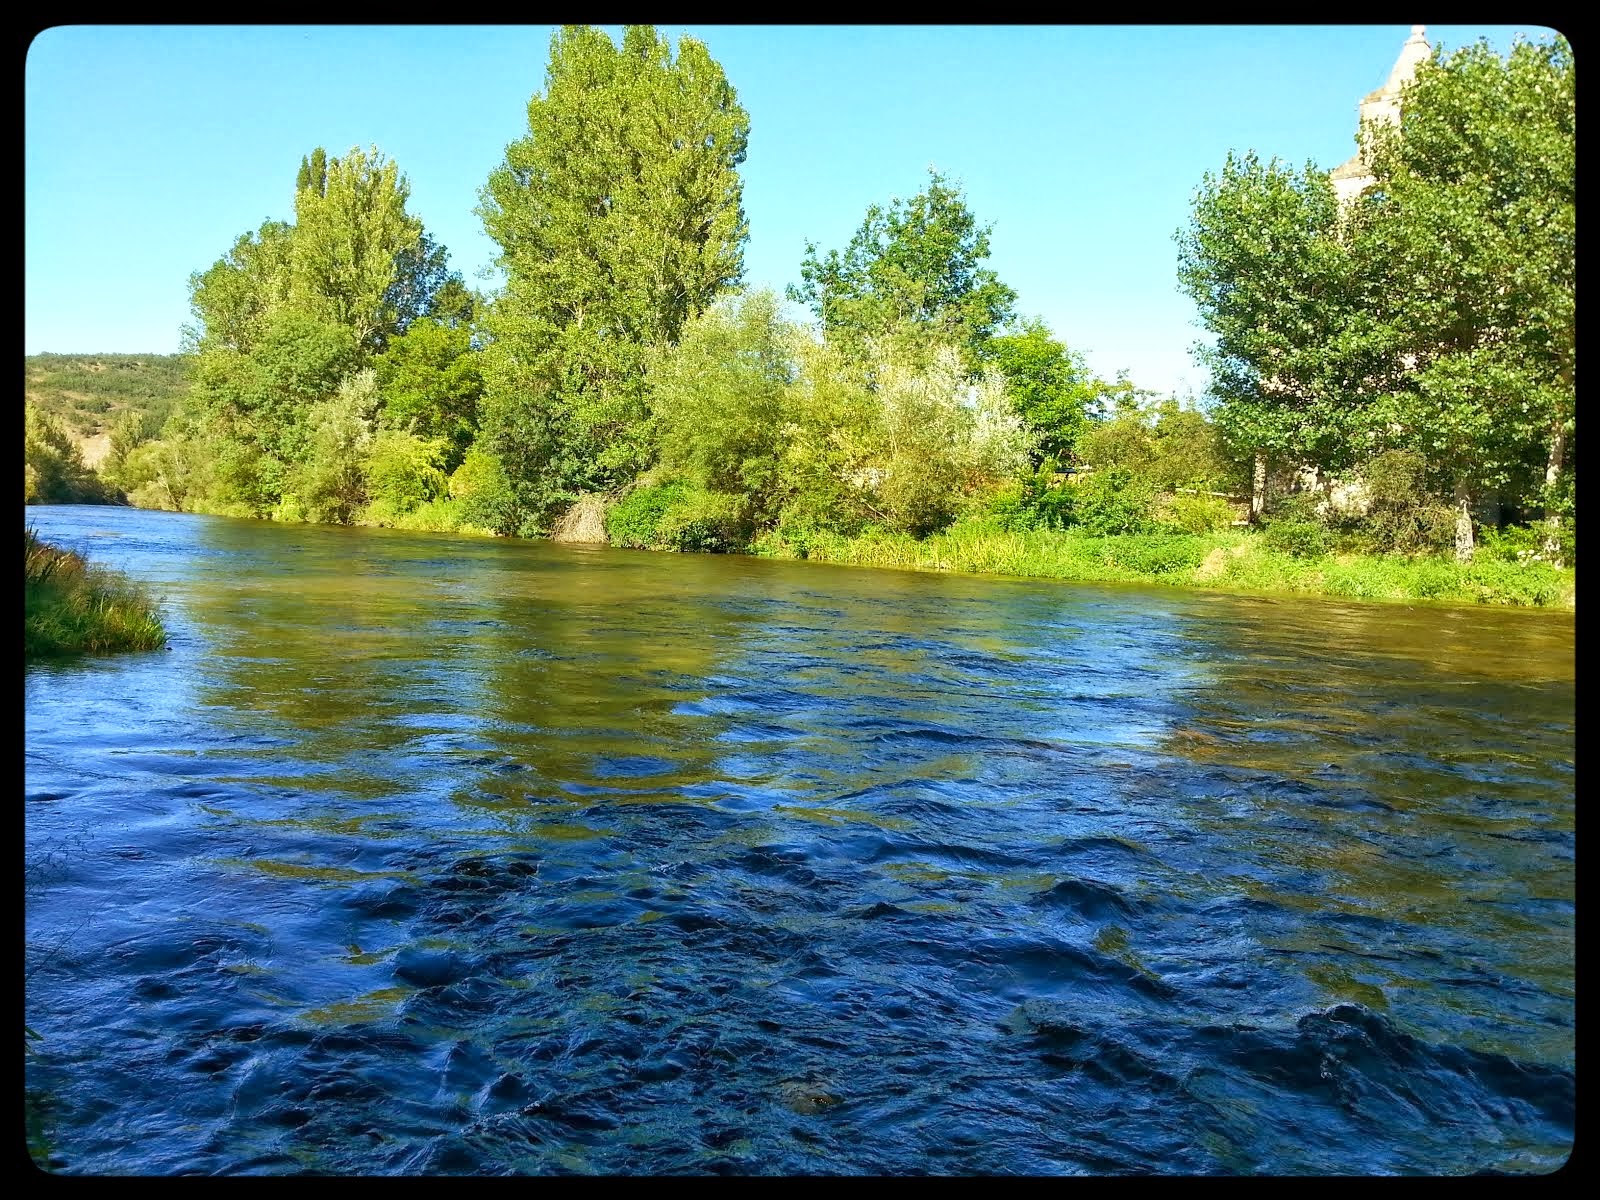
1329 25 1432 205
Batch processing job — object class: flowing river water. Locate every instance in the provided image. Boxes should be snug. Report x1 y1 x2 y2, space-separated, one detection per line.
24 505 1574 1175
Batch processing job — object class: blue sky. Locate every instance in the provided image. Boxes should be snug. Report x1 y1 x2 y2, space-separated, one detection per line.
25 24 1554 397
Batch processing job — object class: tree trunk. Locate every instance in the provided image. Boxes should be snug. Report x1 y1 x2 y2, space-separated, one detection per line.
1453 476 1474 564
1251 452 1267 524
1541 419 1567 568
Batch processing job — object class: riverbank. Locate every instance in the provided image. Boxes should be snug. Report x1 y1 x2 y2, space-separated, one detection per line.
24 528 166 659
120 493 1574 610
749 521 1576 609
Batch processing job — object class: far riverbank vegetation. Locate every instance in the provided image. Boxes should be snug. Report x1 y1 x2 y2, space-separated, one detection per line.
25 27 1573 609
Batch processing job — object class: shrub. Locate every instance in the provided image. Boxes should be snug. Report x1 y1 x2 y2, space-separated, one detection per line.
1101 533 1211 574
1071 468 1156 536
1162 492 1235 534
1264 520 1328 559
449 446 519 536
1358 450 1458 555
655 487 751 553
986 465 1076 532
605 482 687 549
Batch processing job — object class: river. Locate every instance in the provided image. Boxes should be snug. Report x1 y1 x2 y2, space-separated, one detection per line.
24 504 1575 1175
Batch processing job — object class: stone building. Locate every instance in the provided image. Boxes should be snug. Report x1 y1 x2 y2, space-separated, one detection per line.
1329 25 1432 206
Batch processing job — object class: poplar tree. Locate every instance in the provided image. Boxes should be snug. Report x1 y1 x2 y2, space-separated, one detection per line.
476 24 750 532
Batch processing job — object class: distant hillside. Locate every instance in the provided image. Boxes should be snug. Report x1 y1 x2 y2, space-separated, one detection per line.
24 353 190 467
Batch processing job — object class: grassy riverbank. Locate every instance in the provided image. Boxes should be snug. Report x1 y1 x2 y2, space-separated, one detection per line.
751 521 1576 609
24 529 166 659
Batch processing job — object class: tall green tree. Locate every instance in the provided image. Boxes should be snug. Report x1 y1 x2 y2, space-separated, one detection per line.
986 317 1104 466
1178 35 1573 560
289 144 424 355
476 23 750 529
184 220 295 354
1360 35 1574 561
1176 152 1382 491
789 170 1017 368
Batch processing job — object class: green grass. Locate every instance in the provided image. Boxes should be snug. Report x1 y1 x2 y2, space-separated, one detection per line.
24 528 167 659
751 519 1575 609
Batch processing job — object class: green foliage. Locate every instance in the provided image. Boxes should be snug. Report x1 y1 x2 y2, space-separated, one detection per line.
648 290 797 522
1100 533 1212 575
364 428 450 519
477 23 750 510
291 370 380 524
1263 519 1328 559
1178 34 1574 543
1162 493 1236 534
605 482 687 550
1070 468 1156 536
374 318 482 470
790 169 1016 368
25 528 165 659
25 405 108 504
859 341 1033 536
1077 394 1236 493
289 144 424 355
448 445 523 537
184 220 295 354
985 464 1076 533
1353 449 1458 555
985 318 1101 464
655 487 751 552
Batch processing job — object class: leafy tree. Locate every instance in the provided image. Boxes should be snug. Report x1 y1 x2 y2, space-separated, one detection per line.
184 220 295 354
986 317 1103 465
477 23 750 522
374 318 483 470
1176 152 1381 484
292 370 380 524
289 145 424 355
857 339 1032 535
365 428 450 518
1359 35 1574 561
25 406 105 503
789 170 1017 368
648 289 798 523
1178 34 1574 562
383 231 466 342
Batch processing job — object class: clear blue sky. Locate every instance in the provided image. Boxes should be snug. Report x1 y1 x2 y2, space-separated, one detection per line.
25 24 1554 397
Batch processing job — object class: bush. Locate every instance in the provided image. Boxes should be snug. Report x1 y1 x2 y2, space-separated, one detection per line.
986 465 1076 532
655 487 751 553
1101 533 1211 574
605 482 687 549
1264 520 1328 559
1356 450 1458 555
366 429 450 517
1162 492 1235 534
449 446 519 536
1070 468 1156 536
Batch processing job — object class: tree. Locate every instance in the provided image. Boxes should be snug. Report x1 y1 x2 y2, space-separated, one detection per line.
789 170 1017 368
184 220 295 354
1177 34 1574 562
1176 152 1383 506
648 289 798 523
374 318 483 471
1359 35 1574 562
289 145 424 355
383 231 466 342
476 23 750 525
985 317 1104 466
